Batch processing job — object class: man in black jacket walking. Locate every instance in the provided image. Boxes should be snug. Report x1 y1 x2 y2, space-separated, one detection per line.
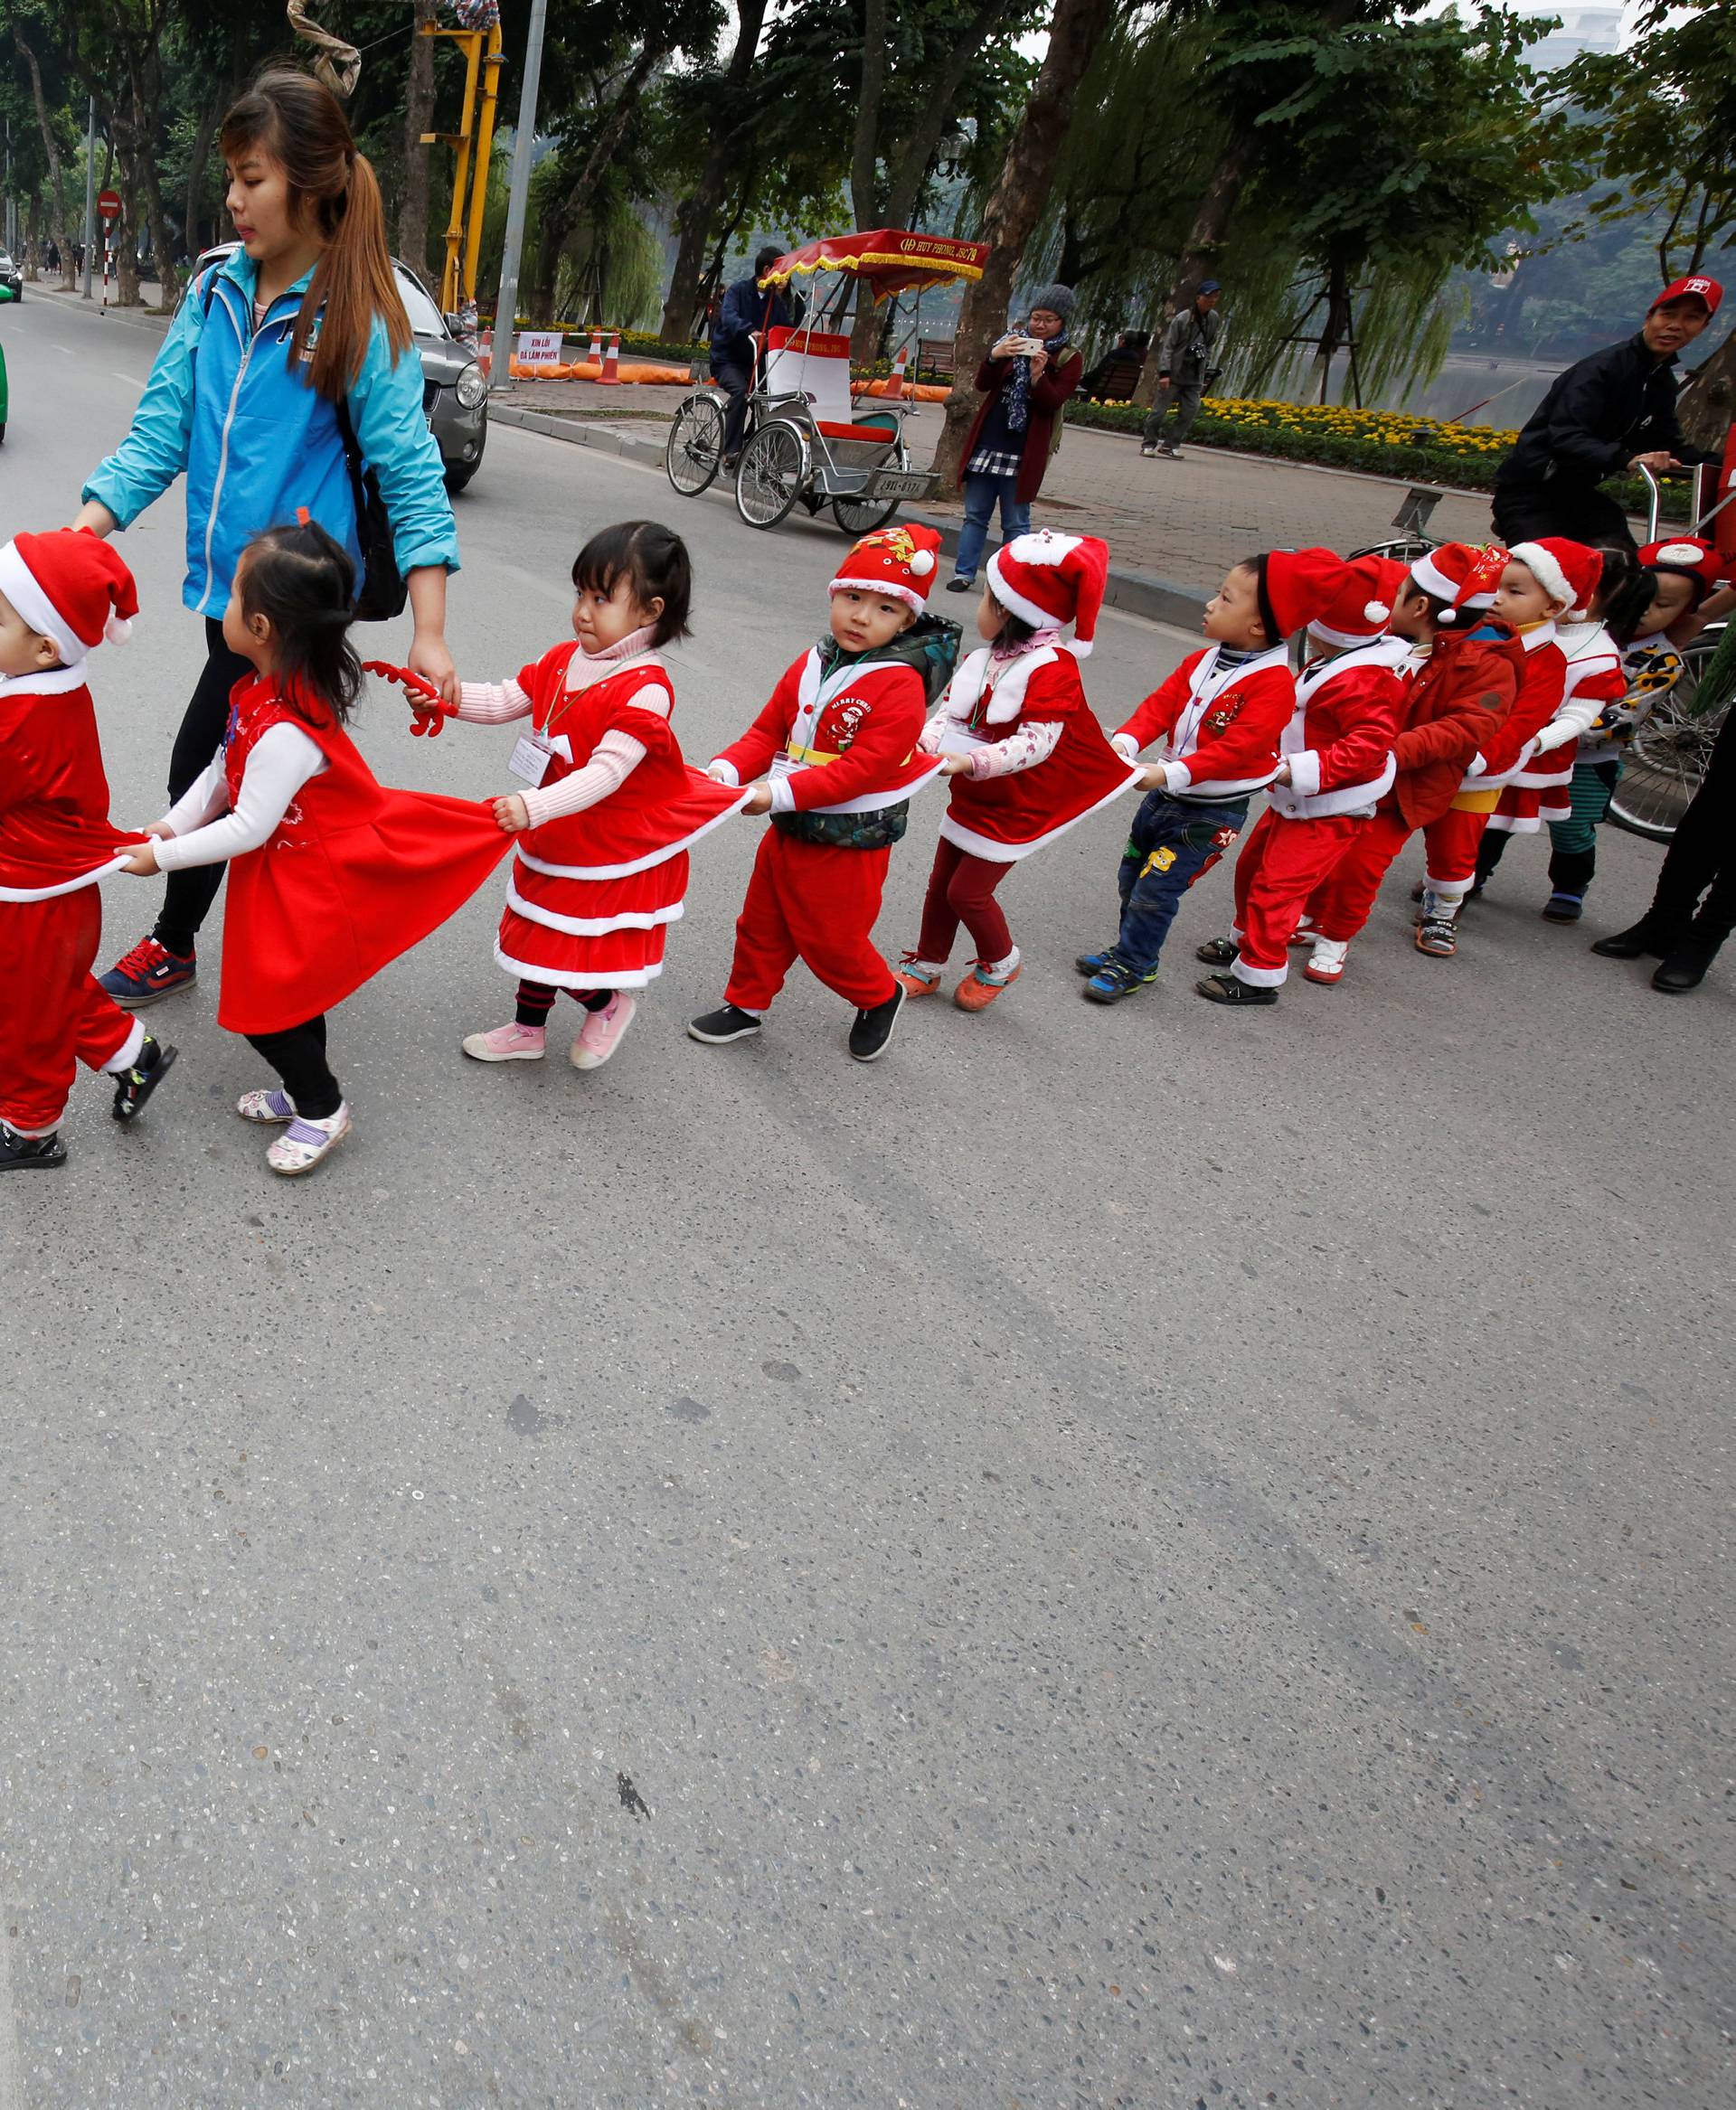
1492 276 1723 550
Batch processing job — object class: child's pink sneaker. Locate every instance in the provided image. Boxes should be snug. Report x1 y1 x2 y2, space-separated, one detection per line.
571 991 637 1069
462 1022 547 1062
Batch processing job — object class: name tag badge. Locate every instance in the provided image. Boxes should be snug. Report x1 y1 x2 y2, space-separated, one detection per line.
937 726 987 758
508 733 554 787
769 753 801 782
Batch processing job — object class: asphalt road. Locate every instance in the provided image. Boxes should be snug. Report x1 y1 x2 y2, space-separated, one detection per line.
0 290 1731 2110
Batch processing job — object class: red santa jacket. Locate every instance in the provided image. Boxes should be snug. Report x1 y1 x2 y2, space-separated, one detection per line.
1388 623 1524 829
1514 619 1625 787
1477 625 1568 785
1113 644 1295 800
925 645 1139 861
0 665 146 901
713 645 936 816
1268 639 1407 822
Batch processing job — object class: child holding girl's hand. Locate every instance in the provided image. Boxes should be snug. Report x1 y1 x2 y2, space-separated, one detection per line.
895 532 1136 1010
117 522 513 1175
436 522 743 1071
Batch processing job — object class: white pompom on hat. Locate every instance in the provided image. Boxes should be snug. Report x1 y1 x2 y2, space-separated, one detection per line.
1307 552 1410 648
986 531 1110 654
0 526 139 664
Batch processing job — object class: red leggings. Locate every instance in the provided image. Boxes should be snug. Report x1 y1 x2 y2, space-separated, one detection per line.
915 836 1014 965
724 830 898 1012
1 888 138 1134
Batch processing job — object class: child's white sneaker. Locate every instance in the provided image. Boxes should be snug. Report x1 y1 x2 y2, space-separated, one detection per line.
1304 936 1349 986
571 991 637 1069
462 1022 547 1062
266 1104 352 1176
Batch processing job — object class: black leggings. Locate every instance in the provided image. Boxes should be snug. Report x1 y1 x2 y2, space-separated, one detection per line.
514 979 613 1025
153 619 254 957
1647 701 1736 940
245 1015 344 1121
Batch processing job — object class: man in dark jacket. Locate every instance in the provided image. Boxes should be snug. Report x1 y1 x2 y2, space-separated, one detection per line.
1141 282 1223 459
1491 277 1723 550
709 243 806 465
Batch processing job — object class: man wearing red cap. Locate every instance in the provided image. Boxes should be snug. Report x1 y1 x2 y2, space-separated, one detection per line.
0 529 178 1167
1491 276 1723 551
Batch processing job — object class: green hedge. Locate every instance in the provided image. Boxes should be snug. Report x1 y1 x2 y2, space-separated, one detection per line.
1064 400 1688 518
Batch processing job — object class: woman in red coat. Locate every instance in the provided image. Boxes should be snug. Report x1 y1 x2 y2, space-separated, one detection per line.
946 283 1084 595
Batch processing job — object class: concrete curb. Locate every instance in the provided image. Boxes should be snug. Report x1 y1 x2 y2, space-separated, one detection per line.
486 403 1212 628
33 283 174 338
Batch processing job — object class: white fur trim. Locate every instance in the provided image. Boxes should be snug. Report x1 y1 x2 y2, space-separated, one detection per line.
1410 551 1458 605
1286 749 1323 799
503 880 684 938
0 664 90 700
945 644 1061 727
1231 956 1288 987
100 1019 147 1074
983 562 1054 632
937 766 1142 862
493 943 664 989
829 574 928 613
1508 541 1573 613
1654 541 1704 564
0 543 87 664
514 790 748 880
0 849 133 900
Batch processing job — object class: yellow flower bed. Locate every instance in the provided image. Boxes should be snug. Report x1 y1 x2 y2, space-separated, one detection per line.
1202 396 1518 459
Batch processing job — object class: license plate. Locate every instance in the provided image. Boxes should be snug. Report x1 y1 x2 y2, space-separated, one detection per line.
870 471 931 499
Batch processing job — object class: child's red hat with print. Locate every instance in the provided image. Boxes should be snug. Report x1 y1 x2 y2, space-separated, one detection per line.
0 526 138 663
1410 542 1505 623
830 523 943 614
1262 548 1358 638
1509 537 1602 618
1638 534 1727 605
1308 552 1409 647
987 531 1110 655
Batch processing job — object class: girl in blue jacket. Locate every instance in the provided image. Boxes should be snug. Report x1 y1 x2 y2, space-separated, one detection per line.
73 69 461 1007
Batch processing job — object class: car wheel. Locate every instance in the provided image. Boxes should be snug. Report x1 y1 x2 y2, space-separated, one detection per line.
445 464 476 495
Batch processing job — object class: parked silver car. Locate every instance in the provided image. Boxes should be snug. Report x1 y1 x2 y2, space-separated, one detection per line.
189 246 488 492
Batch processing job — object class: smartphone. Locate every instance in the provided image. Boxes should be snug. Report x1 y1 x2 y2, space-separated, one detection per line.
1002 335 1044 356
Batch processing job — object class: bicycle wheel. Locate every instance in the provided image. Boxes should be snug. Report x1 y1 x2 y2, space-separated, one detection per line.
665 395 725 496
735 422 807 529
1609 636 1731 840
1347 534 1439 566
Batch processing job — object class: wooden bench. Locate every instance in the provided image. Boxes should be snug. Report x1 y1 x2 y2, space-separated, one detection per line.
915 337 957 384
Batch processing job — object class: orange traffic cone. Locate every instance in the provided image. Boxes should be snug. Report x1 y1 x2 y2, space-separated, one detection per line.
884 344 910 400
478 326 493 380
599 331 621 385
586 327 603 372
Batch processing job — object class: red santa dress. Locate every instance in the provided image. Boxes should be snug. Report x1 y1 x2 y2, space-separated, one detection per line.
486 644 746 991
0 665 149 1134
209 674 521 1035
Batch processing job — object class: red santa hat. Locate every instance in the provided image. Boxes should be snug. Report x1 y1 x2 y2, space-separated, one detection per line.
1650 275 1722 316
1307 552 1410 648
0 527 138 664
1508 537 1602 618
1410 541 1506 623
1260 548 1360 639
1637 535 1727 606
830 523 943 614
986 531 1110 655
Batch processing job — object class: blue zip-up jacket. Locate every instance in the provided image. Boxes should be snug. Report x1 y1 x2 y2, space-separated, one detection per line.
82 248 459 620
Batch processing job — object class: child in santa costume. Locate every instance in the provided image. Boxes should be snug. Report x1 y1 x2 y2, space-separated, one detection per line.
1473 544 1657 922
117 522 517 1177
427 522 746 1072
1402 539 1579 957
1193 551 1410 1005
0 529 179 1169
1302 544 1524 986
1076 547 1354 1003
893 532 1139 1010
688 523 957 1063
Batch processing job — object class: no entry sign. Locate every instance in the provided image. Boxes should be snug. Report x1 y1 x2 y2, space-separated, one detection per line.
97 189 121 222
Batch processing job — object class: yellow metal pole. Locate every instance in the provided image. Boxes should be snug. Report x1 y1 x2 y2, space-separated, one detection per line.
420 26 485 312
461 24 505 308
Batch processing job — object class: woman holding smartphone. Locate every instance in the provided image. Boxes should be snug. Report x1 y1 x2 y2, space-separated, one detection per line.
946 282 1082 595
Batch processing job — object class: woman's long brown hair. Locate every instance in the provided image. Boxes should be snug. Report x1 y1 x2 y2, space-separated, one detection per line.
220 70 411 402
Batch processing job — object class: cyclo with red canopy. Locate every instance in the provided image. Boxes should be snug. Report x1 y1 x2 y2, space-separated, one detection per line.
664 228 989 534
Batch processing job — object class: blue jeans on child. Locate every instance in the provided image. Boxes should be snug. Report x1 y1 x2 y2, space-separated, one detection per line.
954 474 1030 582
1111 790 1248 972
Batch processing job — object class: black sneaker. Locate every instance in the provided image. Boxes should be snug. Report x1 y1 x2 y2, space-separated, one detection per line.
111 1035 178 1121
1194 971 1277 1004
99 935 196 1008
0 1123 67 1171
686 1003 762 1044
1194 936 1238 966
847 986 903 1062
945 575 975 594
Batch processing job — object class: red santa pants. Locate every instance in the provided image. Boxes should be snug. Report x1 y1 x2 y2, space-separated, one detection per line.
1 888 142 1135
1420 805 1490 902
725 830 898 1013
915 838 1014 966
1231 809 1362 984
1304 800 1416 944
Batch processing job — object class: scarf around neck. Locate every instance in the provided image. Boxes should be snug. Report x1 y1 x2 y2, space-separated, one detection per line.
1005 332 1068 434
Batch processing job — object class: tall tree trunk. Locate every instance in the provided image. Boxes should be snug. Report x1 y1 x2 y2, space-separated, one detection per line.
1678 337 1736 457
931 0 1117 488
553 45 671 255
1311 260 1352 404
399 0 439 278
658 0 769 343
14 28 75 289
